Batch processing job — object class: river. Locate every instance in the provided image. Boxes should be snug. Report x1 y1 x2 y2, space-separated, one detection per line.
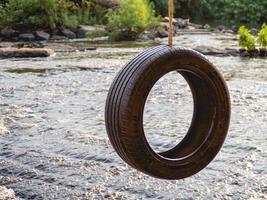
0 33 266 199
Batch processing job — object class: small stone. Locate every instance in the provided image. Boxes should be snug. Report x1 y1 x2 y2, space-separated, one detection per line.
159 22 168 31
259 48 267 57
18 33 35 42
217 25 227 32
232 25 238 33
34 31 50 41
194 46 223 55
156 31 168 38
77 29 87 39
50 35 68 40
193 46 240 56
59 27 76 39
204 24 211 29
173 18 189 29
162 17 170 23
250 28 258 36
77 25 106 38
239 50 250 57
77 25 96 38
187 25 196 30
139 34 150 41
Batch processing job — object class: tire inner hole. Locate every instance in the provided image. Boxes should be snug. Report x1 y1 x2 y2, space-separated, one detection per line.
143 71 194 153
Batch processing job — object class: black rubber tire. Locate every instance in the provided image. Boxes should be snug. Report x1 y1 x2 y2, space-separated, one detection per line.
105 45 231 180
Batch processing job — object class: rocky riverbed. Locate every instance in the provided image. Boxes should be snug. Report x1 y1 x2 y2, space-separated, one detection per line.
0 32 266 199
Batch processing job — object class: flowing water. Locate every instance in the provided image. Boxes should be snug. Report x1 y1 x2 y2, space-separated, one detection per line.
0 33 266 199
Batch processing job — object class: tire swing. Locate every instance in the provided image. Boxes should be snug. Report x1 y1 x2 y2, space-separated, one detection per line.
105 0 231 180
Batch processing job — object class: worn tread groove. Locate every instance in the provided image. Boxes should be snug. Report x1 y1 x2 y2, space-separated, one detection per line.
106 46 165 162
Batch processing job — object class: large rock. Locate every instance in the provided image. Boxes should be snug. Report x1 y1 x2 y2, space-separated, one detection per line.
34 31 50 41
0 48 54 58
259 48 267 57
159 22 168 31
189 22 203 29
173 18 190 29
162 17 190 29
194 46 240 57
194 46 223 55
217 25 227 32
18 33 35 42
232 25 238 33
76 25 106 38
155 31 168 38
193 46 266 57
50 35 68 40
162 17 174 23
0 186 21 200
203 24 211 29
250 28 258 36
58 27 76 39
0 29 19 41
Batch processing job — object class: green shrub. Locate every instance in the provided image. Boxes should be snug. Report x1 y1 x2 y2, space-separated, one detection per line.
0 5 4 29
67 1 108 26
0 0 106 32
217 0 267 27
106 0 159 41
238 26 256 50
56 0 79 30
257 23 267 48
0 0 8 5
85 4 108 25
2 0 59 31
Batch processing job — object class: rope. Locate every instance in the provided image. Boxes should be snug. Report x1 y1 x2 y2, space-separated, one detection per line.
168 0 174 47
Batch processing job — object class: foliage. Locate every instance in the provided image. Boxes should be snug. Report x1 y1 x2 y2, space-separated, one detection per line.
238 26 256 50
0 5 4 30
149 0 168 16
216 0 267 27
149 0 192 18
65 1 108 25
1 0 58 31
82 4 108 25
106 0 159 41
1 0 266 34
0 0 108 32
149 0 267 27
257 23 267 48
0 0 8 5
